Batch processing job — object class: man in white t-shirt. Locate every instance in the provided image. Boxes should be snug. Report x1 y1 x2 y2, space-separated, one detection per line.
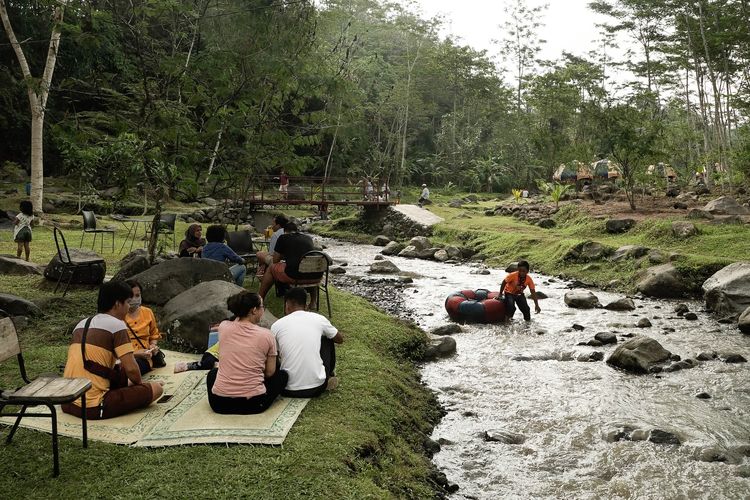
271 287 343 398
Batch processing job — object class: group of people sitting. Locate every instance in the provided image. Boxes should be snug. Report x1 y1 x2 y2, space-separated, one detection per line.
61 280 342 420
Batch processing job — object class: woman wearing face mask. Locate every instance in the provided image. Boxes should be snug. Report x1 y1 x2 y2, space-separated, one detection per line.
124 280 163 374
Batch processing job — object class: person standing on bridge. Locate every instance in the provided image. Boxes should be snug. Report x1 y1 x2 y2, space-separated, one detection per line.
418 184 430 207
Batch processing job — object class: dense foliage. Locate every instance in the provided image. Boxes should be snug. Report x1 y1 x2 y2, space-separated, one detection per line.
1 0 749 204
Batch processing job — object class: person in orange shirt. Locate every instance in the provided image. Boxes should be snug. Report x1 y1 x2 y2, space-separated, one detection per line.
124 280 163 374
498 260 541 321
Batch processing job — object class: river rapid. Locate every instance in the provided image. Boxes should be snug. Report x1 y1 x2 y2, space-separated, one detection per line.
322 239 750 500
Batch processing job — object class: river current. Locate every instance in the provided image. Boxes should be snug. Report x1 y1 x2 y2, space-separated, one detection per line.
322 239 750 500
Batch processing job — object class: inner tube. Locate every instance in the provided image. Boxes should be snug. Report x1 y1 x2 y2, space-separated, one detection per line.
445 289 506 323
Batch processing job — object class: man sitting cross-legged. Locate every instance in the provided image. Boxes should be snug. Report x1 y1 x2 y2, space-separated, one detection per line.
62 281 164 420
271 287 343 398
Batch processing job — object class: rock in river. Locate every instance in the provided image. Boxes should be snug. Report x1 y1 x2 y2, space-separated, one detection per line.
637 318 652 328
431 324 462 336
702 262 750 319
564 290 601 309
381 241 405 256
594 332 618 345
483 430 526 445
649 429 681 445
373 235 391 246
369 260 401 274
739 306 750 334
423 335 457 361
636 264 690 298
604 297 636 311
606 336 671 373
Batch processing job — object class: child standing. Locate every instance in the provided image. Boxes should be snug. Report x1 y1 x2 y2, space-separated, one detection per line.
13 200 34 261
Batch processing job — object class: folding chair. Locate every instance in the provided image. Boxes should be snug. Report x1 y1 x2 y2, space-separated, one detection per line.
289 251 333 317
0 311 91 477
54 227 106 297
227 230 258 278
80 210 115 253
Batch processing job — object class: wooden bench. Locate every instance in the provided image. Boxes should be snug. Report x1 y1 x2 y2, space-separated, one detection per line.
0 314 92 477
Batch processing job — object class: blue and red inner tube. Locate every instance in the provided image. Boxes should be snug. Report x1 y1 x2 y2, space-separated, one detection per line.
445 289 506 323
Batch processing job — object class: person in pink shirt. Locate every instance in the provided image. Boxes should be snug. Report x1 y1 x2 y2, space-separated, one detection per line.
207 291 288 414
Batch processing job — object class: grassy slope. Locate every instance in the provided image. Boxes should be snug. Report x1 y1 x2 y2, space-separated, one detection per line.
0 219 439 499
316 193 750 293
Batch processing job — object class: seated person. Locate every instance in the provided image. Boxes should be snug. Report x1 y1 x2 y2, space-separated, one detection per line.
202 224 247 286
206 291 288 415
272 287 343 398
179 224 205 257
124 280 164 375
258 222 322 308
174 332 220 373
62 281 164 420
255 214 288 275
498 260 541 322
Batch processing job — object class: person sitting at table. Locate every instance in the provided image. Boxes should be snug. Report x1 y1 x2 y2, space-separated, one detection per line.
178 223 206 258
123 280 164 375
206 291 288 415
255 214 288 276
258 222 322 308
202 224 246 286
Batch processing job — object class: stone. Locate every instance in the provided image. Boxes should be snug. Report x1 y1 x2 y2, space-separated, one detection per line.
161 280 275 350
636 264 690 298
0 255 45 276
709 215 744 225
564 241 615 262
330 266 346 275
720 353 747 363
564 290 601 309
606 218 635 234
434 249 450 262
373 255 384 261
505 263 518 273
483 430 526 445
373 235 391 246
423 335 457 361
572 324 586 331
0 293 42 317
637 318 652 328
408 236 431 251
111 255 151 282
418 248 439 260
647 250 667 264
397 245 419 258
606 336 671 373
448 199 464 208
648 429 681 445
423 437 441 455
687 208 714 220
538 218 555 229
673 202 688 210
703 196 749 215
604 298 636 311
702 262 750 319
381 241 405 256
674 303 689 315
696 351 717 361
369 260 401 274
444 246 462 259
683 312 698 321
470 269 490 275
672 221 697 239
130 258 233 306
431 324 462 336
611 245 648 262
44 249 106 286
739 306 750 334
595 332 618 345
696 392 711 399
629 429 650 441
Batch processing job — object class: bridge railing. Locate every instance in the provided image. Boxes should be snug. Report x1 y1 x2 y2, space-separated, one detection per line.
247 175 395 204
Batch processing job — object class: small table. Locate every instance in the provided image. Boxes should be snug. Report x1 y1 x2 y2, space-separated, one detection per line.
252 237 270 252
115 216 154 254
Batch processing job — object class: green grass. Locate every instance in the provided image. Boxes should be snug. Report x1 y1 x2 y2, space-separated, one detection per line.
0 221 440 498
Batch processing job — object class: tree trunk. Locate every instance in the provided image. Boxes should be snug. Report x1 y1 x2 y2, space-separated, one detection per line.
29 102 45 213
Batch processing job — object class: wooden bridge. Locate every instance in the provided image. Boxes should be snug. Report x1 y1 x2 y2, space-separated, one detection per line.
244 175 398 211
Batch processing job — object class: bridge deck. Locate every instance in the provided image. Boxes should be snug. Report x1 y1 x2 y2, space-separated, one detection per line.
245 175 397 209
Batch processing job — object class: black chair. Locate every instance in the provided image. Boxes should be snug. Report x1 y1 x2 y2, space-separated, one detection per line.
0 311 91 477
158 214 177 251
226 230 257 262
80 210 115 253
288 250 333 317
54 227 106 297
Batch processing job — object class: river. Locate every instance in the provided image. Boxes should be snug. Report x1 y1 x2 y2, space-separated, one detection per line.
322 239 750 500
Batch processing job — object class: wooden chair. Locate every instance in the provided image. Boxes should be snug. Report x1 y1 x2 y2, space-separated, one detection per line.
289 251 333 317
54 226 106 297
80 210 115 253
157 214 177 251
0 311 91 477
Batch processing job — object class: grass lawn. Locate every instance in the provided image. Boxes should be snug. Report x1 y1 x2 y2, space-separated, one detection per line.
0 220 440 499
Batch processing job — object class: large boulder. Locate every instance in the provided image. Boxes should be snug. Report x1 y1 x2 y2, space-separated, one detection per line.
381 241 405 256
739 307 750 334
112 255 151 282
434 249 450 262
604 297 636 311
161 280 276 350
0 255 45 275
636 264 690 298
672 221 697 239
409 236 432 251
606 218 635 234
398 245 420 258
564 290 601 309
606 336 672 373
564 241 615 262
130 258 233 305
702 262 750 319
703 196 749 215
445 246 462 260
44 249 106 285
369 260 401 274
423 335 457 361
611 245 648 262
373 235 391 247
0 293 42 317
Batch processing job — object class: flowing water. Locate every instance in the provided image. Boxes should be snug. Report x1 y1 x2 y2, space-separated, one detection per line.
323 239 750 500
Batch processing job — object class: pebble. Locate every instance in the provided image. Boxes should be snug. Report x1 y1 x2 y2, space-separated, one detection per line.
683 312 698 321
572 324 585 331
637 318 652 328
696 392 711 399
